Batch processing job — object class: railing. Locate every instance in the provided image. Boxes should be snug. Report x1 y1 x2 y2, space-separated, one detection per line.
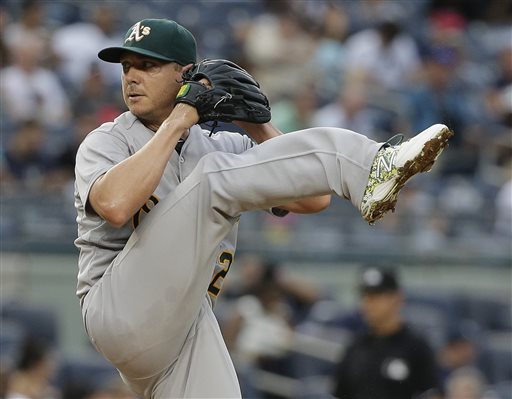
2 192 510 266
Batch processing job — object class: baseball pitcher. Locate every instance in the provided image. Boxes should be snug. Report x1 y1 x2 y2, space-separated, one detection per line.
74 18 453 398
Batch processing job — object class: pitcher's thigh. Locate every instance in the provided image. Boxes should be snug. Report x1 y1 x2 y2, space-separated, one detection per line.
83 182 234 380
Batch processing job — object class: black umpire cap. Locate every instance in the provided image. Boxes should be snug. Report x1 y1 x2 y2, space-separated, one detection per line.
359 265 400 294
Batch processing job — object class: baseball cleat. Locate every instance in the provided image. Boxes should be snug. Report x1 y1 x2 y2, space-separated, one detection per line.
360 124 454 224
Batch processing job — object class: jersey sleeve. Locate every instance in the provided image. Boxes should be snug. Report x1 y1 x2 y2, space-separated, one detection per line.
75 131 130 209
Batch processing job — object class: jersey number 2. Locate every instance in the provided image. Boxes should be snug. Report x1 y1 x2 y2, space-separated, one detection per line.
208 251 234 297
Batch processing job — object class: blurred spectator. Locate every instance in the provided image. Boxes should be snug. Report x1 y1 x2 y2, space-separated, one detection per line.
242 2 316 101
494 45 512 90
425 9 467 50
429 0 512 24
404 44 484 176
222 257 321 324
438 176 485 219
3 0 53 66
438 329 478 384
221 258 322 397
0 7 11 68
224 277 293 362
343 0 417 34
51 4 123 89
342 8 421 92
1 120 55 193
332 265 441 399
405 44 474 133
46 113 100 193
494 164 512 237
70 63 123 121
444 367 495 399
222 263 295 398
271 83 318 133
306 2 349 104
0 361 11 398
0 34 71 129
5 335 59 399
424 8 503 100
485 45 512 128
311 81 382 141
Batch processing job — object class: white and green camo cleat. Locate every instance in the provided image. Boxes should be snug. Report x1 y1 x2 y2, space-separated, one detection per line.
360 124 454 224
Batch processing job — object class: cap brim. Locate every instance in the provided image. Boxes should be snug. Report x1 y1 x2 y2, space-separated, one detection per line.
360 286 399 294
98 46 177 63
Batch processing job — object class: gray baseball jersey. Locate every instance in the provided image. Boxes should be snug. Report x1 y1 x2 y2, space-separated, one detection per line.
75 110 381 398
75 111 253 304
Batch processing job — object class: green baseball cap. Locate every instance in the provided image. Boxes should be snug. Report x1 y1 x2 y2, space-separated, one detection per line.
98 18 197 65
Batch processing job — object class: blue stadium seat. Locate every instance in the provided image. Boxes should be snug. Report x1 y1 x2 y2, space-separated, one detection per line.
1 301 59 348
0 319 25 363
55 352 120 398
478 337 512 385
403 302 450 350
453 295 512 332
490 380 512 399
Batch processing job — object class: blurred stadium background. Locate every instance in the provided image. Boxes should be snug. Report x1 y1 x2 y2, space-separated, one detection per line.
0 0 510 398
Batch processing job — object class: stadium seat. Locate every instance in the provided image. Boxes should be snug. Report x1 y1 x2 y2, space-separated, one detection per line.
1 301 59 348
0 319 25 363
489 380 512 399
55 351 120 398
453 294 512 332
478 333 512 385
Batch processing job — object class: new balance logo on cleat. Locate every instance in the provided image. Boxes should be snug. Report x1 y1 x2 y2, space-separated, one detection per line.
376 150 397 177
360 124 454 224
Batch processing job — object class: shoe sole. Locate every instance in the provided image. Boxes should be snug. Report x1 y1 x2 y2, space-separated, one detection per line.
365 126 454 224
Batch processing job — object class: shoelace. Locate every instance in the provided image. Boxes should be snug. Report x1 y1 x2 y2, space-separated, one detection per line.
381 134 404 149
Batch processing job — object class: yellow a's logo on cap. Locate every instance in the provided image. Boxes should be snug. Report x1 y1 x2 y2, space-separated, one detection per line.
125 21 151 43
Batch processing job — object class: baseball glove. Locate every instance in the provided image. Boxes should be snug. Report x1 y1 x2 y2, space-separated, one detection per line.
175 59 271 124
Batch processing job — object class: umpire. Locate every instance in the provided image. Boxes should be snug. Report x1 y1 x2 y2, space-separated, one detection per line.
332 266 442 399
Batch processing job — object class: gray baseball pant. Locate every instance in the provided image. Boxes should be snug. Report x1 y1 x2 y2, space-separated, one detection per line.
81 127 380 398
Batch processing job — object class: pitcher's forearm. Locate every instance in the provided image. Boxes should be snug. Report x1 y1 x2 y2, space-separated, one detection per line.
236 121 282 144
89 104 199 227
278 194 331 214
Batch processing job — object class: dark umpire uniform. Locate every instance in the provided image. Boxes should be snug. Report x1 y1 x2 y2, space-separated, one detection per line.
332 266 441 399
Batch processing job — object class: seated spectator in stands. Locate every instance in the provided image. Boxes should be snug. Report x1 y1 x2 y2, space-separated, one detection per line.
342 11 421 92
0 360 12 399
223 276 294 399
3 0 53 67
493 44 512 90
242 2 316 101
222 256 321 325
494 160 512 237
444 367 494 399
5 335 59 399
438 329 478 384
51 4 123 89
1 34 71 129
1 120 55 192
222 268 294 360
311 81 383 141
405 45 474 134
70 63 123 122
332 265 441 399
44 113 100 193
306 2 348 103
270 83 318 133
404 44 481 176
